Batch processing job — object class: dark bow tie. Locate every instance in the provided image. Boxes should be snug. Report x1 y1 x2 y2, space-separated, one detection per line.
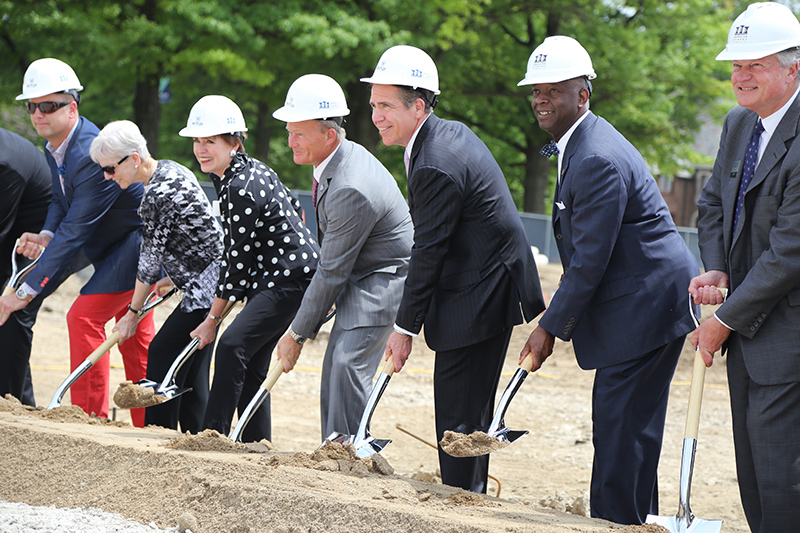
540 140 559 158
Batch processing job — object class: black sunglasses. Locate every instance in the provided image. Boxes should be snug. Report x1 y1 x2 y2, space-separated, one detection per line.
100 155 130 175
24 101 70 115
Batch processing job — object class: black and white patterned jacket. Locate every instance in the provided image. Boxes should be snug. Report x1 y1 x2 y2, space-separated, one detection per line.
138 160 223 312
210 153 319 301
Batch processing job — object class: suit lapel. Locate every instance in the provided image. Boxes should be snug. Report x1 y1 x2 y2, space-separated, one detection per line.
317 139 350 209
553 112 596 225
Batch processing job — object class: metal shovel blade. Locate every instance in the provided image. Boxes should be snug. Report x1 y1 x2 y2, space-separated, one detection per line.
229 363 283 443
442 356 533 457
320 358 395 458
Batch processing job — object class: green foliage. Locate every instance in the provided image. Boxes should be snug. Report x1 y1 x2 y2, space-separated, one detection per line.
0 0 740 210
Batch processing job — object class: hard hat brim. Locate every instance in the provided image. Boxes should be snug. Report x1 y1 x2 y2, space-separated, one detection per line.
360 76 441 95
517 72 597 87
272 106 350 123
16 86 84 101
178 126 248 138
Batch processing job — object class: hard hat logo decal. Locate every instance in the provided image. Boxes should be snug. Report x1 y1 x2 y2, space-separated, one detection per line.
191 115 203 127
226 116 236 125
733 25 749 43
376 59 387 72
411 69 423 78
319 101 330 109
287 96 295 108
532 54 547 70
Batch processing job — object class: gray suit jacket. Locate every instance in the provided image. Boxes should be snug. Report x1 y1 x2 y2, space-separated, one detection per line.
291 139 413 338
697 95 800 385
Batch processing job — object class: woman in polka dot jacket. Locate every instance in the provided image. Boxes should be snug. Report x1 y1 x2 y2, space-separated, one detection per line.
183 96 320 442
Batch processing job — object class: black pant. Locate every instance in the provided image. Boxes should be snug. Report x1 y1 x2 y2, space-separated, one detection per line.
434 327 512 493
589 336 683 525
144 307 212 433
202 277 309 442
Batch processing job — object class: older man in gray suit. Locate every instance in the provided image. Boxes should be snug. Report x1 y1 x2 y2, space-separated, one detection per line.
691 4 800 531
274 74 413 440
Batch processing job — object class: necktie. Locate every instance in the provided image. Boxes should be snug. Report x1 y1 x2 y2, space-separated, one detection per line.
540 140 559 158
403 151 410 177
312 177 319 208
733 119 764 232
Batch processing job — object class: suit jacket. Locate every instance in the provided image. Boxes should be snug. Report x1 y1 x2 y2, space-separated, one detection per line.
539 112 699 370
291 139 413 338
697 97 800 385
27 117 143 295
397 114 545 352
0 128 52 284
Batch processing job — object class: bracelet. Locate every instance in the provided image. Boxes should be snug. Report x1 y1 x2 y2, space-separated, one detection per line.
207 313 223 325
128 304 143 317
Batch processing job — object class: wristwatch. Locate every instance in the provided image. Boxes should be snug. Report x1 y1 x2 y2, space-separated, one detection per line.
15 287 33 302
288 328 307 345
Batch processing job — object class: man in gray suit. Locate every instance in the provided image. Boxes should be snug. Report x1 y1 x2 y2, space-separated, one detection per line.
273 74 413 440
691 3 800 531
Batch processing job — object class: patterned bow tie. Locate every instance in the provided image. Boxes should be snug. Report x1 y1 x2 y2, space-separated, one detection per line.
540 140 559 158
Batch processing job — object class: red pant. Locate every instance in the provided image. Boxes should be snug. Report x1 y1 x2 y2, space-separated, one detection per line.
66 290 155 427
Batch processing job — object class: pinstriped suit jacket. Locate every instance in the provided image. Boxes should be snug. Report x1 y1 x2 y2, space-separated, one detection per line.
396 114 545 352
698 96 800 385
290 139 413 338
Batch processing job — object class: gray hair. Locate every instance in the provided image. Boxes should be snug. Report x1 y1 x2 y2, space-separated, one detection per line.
317 119 346 141
396 86 437 113
776 47 800 69
90 120 150 164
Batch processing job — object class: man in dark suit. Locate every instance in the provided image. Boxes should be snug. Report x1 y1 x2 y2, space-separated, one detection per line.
517 36 699 525
273 74 413 441
0 127 53 405
0 58 152 426
361 45 546 493
691 4 800 531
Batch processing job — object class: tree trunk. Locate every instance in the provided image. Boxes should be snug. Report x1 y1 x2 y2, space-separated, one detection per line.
523 135 552 214
133 74 161 158
253 103 272 162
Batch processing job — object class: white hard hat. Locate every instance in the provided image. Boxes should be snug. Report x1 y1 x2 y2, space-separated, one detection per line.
716 2 800 61
16 58 83 101
179 95 248 137
273 74 350 122
360 45 440 95
517 36 597 86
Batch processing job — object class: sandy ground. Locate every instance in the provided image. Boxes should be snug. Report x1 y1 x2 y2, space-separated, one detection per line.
0 264 747 532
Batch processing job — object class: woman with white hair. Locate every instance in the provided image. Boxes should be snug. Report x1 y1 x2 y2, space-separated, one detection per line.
90 120 223 433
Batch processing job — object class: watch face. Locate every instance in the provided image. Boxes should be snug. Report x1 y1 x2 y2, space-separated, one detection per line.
15 287 29 301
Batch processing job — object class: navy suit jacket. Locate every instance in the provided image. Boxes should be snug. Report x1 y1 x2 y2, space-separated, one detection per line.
539 112 698 369
27 117 143 295
396 114 545 352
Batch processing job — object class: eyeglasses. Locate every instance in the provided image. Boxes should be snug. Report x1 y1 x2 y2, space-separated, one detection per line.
24 101 70 115
100 155 130 175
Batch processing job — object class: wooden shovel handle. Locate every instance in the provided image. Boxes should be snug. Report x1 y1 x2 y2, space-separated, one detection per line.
85 331 122 365
1 285 12 297
381 357 395 377
684 349 707 440
520 352 534 372
262 362 284 392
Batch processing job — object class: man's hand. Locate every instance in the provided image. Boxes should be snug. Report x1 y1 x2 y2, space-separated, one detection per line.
385 331 412 373
520 325 555 372
0 294 28 326
689 270 728 305
276 333 303 372
690 316 731 367
113 312 138 345
17 232 50 259
190 318 218 349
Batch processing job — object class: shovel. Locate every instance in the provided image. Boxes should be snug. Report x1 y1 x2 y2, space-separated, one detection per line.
115 301 237 409
646 293 724 533
324 357 395 458
441 353 533 457
3 238 44 296
47 287 177 410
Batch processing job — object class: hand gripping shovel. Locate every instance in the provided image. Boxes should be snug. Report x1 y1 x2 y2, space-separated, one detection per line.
646 294 724 533
3 238 44 296
47 287 177 410
114 301 237 409
324 358 396 458
441 353 533 457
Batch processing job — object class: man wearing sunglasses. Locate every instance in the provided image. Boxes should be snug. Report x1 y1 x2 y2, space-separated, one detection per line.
0 58 153 427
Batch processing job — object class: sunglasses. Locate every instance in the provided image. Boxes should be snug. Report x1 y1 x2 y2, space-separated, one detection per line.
100 155 130 175
24 101 70 115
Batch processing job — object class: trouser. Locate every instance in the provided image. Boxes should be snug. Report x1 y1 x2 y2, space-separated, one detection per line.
144 307 212 434
67 290 155 427
589 336 684 525
319 322 391 440
203 277 308 442
727 336 800 533
433 327 512 493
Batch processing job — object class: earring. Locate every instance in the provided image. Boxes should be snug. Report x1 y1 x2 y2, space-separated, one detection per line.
230 149 237 158
135 165 139 168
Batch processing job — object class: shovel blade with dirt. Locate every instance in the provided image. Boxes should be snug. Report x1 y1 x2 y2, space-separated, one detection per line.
47 287 177 410
114 301 237 409
645 294 724 533
324 358 395 458
440 353 533 458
